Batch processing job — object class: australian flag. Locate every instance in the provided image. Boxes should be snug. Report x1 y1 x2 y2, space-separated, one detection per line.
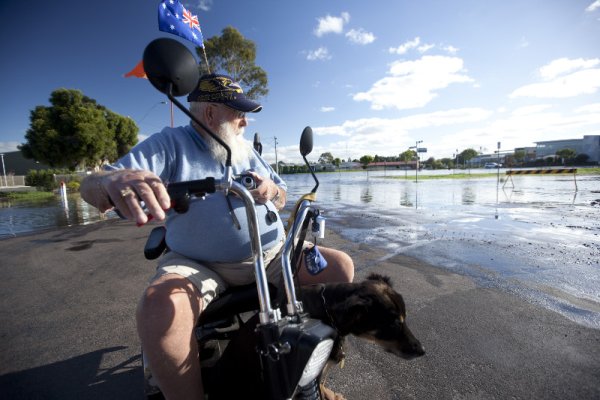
158 0 204 48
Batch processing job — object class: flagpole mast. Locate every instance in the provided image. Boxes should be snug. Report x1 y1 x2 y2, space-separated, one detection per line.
201 47 211 74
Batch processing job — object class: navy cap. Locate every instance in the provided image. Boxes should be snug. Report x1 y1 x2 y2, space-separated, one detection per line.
187 74 262 113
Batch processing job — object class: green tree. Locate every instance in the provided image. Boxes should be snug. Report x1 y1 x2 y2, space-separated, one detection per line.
19 88 138 170
359 155 374 169
318 152 334 164
513 150 526 165
460 148 479 167
555 148 576 165
399 149 416 162
200 26 268 99
440 157 453 168
333 158 341 169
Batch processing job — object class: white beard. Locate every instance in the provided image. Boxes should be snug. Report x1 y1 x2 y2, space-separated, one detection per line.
206 121 253 166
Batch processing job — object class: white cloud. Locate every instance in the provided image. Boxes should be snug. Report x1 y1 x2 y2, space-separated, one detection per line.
539 57 599 80
388 37 420 55
194 0 212 11
345 28 376 45
0 141 20 153
574 102 600 113
510 58 600 98
315 108 490 136
518 37 530 48
307 108 491 161
443 45 459 54
275 101 600 162
353 55 474 110
417 44 435 53
314 12 350 37
586 0 600 12
320 106 335 112
306 47 332 61
511 104 553 116
437 103 600 157
389 38 457 55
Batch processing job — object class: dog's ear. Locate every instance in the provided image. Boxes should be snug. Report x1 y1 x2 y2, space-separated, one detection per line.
331 295 372 336
366 273 393 287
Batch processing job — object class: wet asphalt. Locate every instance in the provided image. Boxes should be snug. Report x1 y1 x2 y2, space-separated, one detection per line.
0 219 598 399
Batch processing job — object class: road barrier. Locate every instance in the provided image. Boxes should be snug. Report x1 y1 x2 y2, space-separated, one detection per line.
503 168 577 190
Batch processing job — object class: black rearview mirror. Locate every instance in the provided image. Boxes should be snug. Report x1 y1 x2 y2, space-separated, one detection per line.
143 38 199 97
300 126 313 157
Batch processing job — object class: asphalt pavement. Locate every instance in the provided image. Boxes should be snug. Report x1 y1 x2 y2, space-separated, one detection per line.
0 219 598 399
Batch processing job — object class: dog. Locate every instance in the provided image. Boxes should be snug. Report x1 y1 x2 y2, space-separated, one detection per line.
298 273 425 360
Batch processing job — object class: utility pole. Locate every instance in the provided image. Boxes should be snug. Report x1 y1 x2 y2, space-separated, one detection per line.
273 136 279 175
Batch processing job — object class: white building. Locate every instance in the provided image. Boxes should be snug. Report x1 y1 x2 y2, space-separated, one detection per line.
535 135 600 163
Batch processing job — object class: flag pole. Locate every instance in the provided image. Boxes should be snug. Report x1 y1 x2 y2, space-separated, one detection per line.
201 47 211 74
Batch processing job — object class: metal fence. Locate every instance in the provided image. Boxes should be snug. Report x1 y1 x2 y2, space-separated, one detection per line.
0 175 26 187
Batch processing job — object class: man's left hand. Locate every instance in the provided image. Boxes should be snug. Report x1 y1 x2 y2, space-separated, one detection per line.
246 172 283 208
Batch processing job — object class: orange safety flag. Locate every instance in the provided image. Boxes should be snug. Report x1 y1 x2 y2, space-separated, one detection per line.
124 60 147 79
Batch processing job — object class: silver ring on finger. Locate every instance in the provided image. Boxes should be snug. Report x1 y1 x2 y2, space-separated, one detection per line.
120 187 135 198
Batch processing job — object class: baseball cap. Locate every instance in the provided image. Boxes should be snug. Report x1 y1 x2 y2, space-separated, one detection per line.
187 73 262 113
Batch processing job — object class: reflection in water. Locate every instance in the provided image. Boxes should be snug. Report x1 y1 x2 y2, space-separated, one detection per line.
360 186 372 203
461 185 475 205
400 185 413 208
333 185 341 202
0 194 111 238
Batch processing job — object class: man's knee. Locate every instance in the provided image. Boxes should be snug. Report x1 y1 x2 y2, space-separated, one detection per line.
333 249 354 282
136 274 203 333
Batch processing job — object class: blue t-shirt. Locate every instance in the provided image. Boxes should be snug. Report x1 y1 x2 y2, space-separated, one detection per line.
107 124 286 262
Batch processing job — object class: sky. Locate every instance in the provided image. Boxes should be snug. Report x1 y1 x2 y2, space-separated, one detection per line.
1 0 599 165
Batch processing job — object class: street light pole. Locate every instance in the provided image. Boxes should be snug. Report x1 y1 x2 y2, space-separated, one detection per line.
0 153 6 187
456 149 459 171
273 136 279 175
409 140 423 183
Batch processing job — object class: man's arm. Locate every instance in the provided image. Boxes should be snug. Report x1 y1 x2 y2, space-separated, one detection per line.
80 169 171 225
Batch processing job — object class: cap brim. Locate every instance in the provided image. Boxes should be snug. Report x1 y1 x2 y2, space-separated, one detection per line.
224 98 262 113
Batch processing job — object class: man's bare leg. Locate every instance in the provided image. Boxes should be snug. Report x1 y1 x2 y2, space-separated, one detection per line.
298 246 354 285
136 274 204 400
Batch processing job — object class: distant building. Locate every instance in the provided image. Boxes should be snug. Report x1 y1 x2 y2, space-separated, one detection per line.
514 147 537 163
366 161 415 170
339 161 361 170
468 153 512 167
535 135 600 163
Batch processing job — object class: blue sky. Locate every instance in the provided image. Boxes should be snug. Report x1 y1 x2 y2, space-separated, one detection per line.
1 0 599 165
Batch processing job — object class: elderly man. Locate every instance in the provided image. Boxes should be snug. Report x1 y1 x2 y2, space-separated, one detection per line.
80 74 354 399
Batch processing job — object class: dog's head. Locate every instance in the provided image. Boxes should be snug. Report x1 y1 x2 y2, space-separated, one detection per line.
328 274 425 359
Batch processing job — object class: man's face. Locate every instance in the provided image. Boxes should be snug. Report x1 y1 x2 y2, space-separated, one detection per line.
209 104 252 164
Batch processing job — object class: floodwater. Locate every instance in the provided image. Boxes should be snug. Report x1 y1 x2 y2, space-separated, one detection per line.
0 194 115 238
2 169 599 328
284 170 600 329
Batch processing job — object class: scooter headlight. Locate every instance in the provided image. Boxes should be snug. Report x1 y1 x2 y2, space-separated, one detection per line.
297 338 334 387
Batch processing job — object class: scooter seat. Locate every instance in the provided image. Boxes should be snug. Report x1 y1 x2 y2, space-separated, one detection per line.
198 283 279 325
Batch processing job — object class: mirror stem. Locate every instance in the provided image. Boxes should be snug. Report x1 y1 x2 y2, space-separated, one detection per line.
303 155 319 193
165 83 232 167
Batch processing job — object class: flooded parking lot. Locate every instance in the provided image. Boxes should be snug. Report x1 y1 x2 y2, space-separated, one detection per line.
284 170 600 328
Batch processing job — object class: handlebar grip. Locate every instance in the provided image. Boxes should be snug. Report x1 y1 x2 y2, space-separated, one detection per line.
167 177 216 197
167 178 217 214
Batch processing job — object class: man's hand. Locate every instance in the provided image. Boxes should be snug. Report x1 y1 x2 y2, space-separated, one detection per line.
245 171 285 210
81 169 170 226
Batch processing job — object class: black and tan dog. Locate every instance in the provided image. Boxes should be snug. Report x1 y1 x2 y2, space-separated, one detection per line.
298 273 425 360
